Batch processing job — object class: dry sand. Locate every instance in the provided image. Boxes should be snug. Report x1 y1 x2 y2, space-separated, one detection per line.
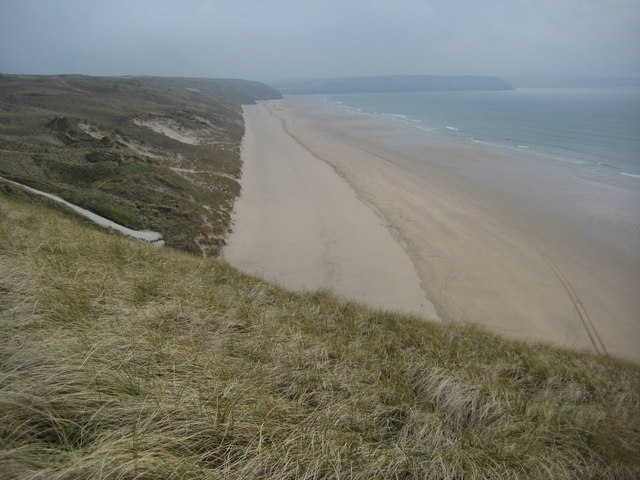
222 104 436 318
224 98 640 362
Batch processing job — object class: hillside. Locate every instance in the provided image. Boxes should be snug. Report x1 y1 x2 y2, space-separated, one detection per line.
1 195 639 479
0 74 281 255
276 75 513 94
505 72 640 88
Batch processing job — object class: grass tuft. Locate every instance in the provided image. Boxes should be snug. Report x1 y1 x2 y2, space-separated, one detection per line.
1 195 639 479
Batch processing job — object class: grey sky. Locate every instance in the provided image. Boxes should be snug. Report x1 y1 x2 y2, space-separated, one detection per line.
1 0 638 80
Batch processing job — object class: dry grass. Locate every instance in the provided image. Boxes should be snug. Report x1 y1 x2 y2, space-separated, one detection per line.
1 195 639 479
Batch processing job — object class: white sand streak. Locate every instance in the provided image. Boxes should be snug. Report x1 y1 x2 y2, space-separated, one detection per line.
1 177 164 246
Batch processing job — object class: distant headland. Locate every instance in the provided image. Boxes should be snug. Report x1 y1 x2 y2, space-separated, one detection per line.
274 74 514 94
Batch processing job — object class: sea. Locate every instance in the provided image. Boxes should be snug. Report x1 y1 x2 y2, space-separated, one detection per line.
324 88 640 179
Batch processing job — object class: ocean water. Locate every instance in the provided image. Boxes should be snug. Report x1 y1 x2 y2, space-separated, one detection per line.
324 88 640 178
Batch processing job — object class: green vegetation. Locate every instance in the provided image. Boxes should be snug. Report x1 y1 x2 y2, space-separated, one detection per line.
0 74 281 255
276 75 514 94
2 196 638 479
91 203 138 225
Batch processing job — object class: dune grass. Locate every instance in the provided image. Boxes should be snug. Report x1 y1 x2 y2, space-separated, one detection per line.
0 74 279 255
1 195 639 479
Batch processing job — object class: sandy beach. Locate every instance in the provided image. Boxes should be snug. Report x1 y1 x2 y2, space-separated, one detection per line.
224 97 640 362
222 103 436 317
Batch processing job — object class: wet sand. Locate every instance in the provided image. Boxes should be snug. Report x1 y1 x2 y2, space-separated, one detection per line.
224 97 640 362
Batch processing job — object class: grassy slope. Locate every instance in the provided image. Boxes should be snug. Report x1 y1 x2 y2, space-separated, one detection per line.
1 196 639 479
0 74 280 255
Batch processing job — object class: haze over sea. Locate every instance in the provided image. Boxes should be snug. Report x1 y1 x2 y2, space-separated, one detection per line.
325 87 640 178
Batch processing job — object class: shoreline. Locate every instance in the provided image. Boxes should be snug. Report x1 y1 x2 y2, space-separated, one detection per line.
225 97 640 362
324 87 640 181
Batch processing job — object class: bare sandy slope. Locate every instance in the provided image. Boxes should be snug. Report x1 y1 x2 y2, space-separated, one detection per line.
222 104 436 318
225 98 639 362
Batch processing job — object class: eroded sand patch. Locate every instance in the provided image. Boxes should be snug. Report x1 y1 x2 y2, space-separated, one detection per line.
133 117 201 145
78 121 109 140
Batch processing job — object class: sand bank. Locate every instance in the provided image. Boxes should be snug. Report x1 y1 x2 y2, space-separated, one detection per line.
224 98 640 362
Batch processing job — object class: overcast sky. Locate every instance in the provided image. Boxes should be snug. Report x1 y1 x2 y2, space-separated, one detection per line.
1 0 639 81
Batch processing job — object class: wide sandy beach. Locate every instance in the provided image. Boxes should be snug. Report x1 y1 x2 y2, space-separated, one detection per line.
224 97 640 362
222 101 436 318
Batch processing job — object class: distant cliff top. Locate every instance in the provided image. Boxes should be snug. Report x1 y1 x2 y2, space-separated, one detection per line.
0 74 282 104
275 75 514 94
504 72 640 88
